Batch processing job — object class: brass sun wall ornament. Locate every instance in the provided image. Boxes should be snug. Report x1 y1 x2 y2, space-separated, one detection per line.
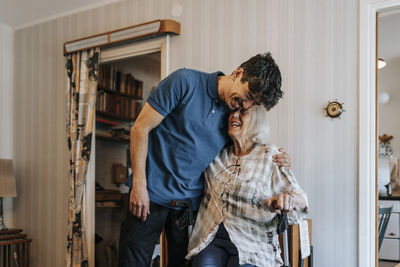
324 100 345 119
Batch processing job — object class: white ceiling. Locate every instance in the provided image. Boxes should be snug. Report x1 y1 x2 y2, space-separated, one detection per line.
379 9 400 62
0 0 123 29
0 0 398 61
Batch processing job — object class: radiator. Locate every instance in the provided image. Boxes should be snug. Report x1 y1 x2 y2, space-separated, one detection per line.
0 238 31 267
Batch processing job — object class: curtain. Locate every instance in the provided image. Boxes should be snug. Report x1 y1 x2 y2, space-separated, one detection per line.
65 48 99 267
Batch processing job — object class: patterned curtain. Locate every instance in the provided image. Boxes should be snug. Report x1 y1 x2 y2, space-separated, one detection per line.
65 48 99 267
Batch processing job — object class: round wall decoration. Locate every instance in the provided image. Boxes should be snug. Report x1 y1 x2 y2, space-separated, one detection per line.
325 100 344 119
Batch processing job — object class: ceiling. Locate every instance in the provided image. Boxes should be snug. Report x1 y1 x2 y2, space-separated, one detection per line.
1 0 398 61
0 0 123 29
379 9 400 62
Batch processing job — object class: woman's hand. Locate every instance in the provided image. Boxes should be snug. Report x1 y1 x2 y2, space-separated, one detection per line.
272 148 291 168
265 193 295 212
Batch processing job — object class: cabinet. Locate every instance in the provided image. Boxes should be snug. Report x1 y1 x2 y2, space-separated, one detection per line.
379 199 400 261
91 39 168 266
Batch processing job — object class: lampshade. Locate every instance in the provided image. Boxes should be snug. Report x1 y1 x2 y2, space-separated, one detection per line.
378 92 390 104
0 159 17 197
378 58 386 69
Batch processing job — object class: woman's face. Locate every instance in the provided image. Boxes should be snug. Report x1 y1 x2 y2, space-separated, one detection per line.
228 108 252 140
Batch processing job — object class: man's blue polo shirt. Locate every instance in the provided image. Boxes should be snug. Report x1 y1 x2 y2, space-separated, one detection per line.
144 68 229 209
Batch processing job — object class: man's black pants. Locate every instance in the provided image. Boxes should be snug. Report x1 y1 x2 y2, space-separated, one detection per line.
118 201 189 267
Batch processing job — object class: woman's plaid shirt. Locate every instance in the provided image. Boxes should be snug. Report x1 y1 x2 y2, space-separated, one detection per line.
187 144 308 267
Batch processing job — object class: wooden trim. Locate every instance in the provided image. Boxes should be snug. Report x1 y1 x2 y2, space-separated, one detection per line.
159 19 181 35
278 220 312 267
63 19 180 55
0 229 22 235
64 19 160 46
0 238 32 246
0 233 27 241
161 230 168 267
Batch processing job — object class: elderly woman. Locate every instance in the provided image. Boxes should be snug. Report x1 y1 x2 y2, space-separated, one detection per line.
186 106 308 267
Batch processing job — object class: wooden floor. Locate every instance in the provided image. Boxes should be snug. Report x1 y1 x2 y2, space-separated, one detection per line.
379 261 400 267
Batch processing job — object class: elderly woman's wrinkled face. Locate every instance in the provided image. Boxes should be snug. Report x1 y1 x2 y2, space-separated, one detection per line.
228 108 252 140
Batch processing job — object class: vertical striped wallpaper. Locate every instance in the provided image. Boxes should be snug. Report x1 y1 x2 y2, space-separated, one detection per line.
0 23 14 159
0 22 14 228
13 0 358 266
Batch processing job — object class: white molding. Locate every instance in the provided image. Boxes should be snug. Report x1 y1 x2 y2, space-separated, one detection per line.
165 35 170 77
359 1 400 266
13 0 123 30
86 131 96 266
379 7 400 17
100 38 167 64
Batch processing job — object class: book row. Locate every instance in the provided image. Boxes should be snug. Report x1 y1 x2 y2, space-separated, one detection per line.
98 64 143 99
96 91 142 119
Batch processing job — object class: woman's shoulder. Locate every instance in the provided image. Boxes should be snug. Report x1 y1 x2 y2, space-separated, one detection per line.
254 143 280 157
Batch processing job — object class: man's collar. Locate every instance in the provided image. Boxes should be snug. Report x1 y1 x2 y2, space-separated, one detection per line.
207 71 224 100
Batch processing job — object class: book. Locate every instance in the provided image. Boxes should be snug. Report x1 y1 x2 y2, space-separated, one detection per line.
96 118 119 126
135 80 143 99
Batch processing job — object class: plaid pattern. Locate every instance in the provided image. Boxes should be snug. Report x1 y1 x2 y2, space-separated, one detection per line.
187 144 308 267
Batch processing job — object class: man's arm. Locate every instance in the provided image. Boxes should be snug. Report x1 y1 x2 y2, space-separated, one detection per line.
129 102 164 222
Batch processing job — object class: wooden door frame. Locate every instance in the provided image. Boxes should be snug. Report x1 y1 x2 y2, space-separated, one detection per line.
85 36 171 266
359 1 400 266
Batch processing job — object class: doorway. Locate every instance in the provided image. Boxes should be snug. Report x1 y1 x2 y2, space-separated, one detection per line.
359 1 400 267
85 37 170 266
376 8 400 267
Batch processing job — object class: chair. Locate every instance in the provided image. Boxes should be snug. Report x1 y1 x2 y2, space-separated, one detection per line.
378 206 393 251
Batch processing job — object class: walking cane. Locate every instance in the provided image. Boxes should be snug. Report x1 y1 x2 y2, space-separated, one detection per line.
274 200 290 267
280 213 290 267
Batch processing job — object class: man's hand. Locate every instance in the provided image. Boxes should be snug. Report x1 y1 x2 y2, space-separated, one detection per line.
265 193 295 212
272 148 291 168
128 103 165 222
129 180 150 222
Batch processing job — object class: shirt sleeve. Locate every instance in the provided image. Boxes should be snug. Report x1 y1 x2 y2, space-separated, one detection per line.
147 68 190 117
271 166 308 225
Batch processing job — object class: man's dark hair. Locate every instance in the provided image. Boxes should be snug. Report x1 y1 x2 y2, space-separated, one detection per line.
239 53 283 111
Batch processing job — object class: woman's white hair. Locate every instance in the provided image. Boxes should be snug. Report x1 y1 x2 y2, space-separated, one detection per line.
248 105 270 145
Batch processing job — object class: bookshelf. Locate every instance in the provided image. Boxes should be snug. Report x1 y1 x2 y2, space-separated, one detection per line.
96 110 135 122
96 64 143 121
95 134 129 144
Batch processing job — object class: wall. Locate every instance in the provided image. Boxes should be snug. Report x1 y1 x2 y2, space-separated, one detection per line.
378 59 400 157
0 22 14 228
13 0 358 266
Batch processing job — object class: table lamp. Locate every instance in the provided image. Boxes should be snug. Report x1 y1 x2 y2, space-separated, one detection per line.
0 159 17 231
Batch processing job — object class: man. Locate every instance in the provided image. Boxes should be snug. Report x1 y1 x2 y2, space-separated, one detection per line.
119 53 290 267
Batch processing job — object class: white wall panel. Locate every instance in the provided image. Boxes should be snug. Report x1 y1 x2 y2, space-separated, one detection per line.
14 0 358 266
0 22 14 229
